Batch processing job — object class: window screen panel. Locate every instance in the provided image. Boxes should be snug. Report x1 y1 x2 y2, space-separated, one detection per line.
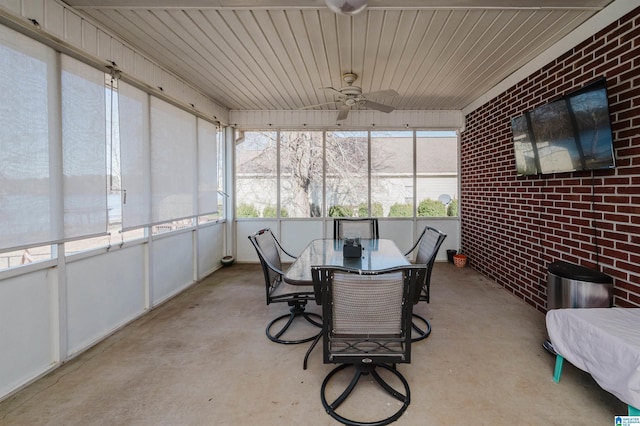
326 131 368 217
61 55 108 239
197 118 217 215
150 96 197 223
0 26 58 250
235 131 277 218
119 81 151 229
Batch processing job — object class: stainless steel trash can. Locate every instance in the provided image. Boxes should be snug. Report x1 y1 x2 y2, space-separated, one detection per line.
547 261 613 310
544 261 613 354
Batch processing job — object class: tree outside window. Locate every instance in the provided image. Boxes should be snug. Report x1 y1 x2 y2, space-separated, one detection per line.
280 131 323 217
326 131 368 217
234 129 458 219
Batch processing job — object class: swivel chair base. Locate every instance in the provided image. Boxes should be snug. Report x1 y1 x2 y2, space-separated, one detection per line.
411 313 432 342
266 302 322 344
321 363 410 426
303 333 321 369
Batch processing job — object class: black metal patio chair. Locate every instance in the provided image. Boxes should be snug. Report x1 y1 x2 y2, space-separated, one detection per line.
248 228 321 344
404 225 447 341
333 217 379 240
310 264 426 426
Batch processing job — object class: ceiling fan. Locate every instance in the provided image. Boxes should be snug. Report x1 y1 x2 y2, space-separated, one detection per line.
303 73 398 121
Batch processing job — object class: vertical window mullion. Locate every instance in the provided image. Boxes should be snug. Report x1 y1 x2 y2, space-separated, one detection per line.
277 130 281 222
367 130 372 216
413 130 417 219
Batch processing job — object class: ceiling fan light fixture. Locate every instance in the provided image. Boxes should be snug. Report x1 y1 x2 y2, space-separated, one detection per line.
325 0 368 16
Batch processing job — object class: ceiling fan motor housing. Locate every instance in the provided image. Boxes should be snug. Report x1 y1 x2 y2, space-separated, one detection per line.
340 73 361 96
341 86 362 96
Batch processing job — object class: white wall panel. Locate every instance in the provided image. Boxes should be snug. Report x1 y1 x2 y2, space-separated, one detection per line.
378 219 415 255
151 231 195 304
66 245 146 356
142 57 154 83
153 63 163 88
229 110 464 130
22 0 43 24
121 44 134 72
81 19 97 56
110 37 123 68
198 223 225 278
0 0 21 15
44 0 63 38
0 269 54 398
239 218 460 264
97 28 110 59
65 9 82 48
133 52 145 80
281 220 324 257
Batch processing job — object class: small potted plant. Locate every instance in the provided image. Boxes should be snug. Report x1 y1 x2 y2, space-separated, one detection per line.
453 252 467 268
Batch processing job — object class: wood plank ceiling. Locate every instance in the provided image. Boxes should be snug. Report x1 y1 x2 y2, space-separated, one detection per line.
65 1 614 112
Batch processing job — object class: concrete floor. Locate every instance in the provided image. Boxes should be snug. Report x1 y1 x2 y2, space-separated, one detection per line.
0 262 626 425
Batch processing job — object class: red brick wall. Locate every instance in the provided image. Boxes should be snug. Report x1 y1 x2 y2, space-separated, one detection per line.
461 7 640 312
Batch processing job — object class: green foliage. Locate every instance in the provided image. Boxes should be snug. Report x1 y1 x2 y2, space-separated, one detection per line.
262 205 277 218
262 206 276 218
262 205 289 218
417 198 447 217
372 202 383 217
388 203 413 217
447 198 459 217
328 205 353 217
357 202 383 217
236 203 259 218
357 204 367 217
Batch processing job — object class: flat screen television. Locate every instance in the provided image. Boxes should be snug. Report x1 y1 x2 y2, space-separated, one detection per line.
511 77 615 176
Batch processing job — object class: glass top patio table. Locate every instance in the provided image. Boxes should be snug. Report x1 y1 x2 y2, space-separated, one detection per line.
283 238 409 286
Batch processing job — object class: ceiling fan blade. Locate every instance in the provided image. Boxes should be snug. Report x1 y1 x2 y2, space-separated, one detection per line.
362 89 399 98
300 101 339 110
336 105 350 121
321 87 344 97
361 100 395 114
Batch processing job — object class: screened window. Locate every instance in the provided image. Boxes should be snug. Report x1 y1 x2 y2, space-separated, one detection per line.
280 131 323 218
0 23 223 268
326 131 368 217
235 131 277 218
150 97 197 224
65 77 144 254
416 131 459 217
216 127 225 219
0 25 57 254
371 131 413 217
61 56 108 239
119 80 151 230
197 118 218 216
234 129 459 220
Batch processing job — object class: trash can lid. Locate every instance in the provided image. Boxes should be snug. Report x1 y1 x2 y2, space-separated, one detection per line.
548 261 613 283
